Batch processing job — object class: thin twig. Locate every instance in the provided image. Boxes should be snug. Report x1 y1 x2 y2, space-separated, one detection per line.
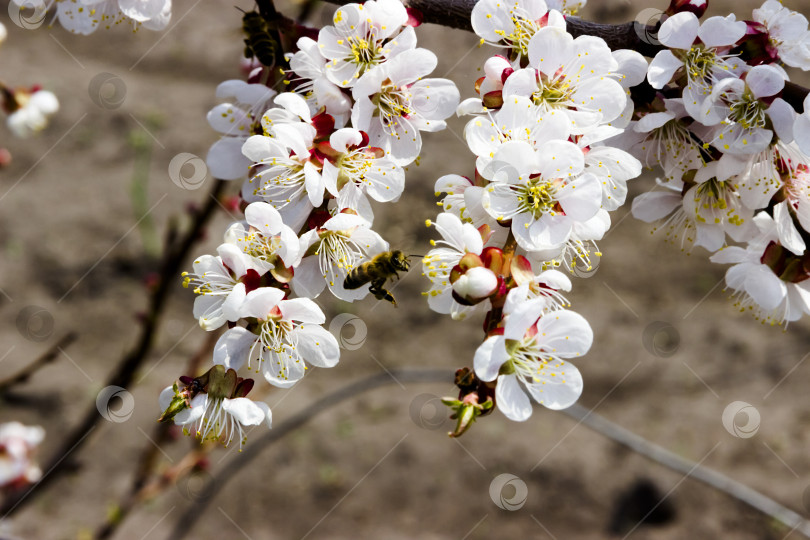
562 403 810 538
166 369 810 540
0 178 228 518
167 368 452 540
0 333 78 394
93 331 219 540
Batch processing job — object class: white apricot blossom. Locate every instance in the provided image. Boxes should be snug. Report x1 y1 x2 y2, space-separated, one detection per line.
351 48 459 165
159 378 271 449
752 0 810 70
474 304 592 421
241 131 322 233
213 288 339 388
481 140 602 253
710 213 810 325
317 0 415 88
321 127 406 211
182 244 253 331
502 26 628 133
287 37 352 127
292 212 388 301
703 64 793 155
206 80 277 180
471 0 565 60
647 12 747 121
53 0 171 35
423 212 486 320
224 202 301 275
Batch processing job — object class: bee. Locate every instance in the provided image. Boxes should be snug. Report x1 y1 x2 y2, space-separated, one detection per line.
344 250 411 306
241 11 278 66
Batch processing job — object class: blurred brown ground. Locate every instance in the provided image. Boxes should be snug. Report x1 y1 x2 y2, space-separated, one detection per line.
2 0 810 538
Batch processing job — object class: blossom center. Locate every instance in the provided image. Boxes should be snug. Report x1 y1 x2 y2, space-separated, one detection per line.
684 45 718 83
248 158 307 207
315 230 366 283
531 71 572 110
373 82 413 128
727 90 767 129
336 149 374 189
507 336 566 385
507 13 542 56
240 231 282 263
258 318 296 354
692 179 745 226
516 177 562 219
346 34 383 71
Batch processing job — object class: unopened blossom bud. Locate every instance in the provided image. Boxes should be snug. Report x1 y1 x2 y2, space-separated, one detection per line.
452 266 498 303
666 0 707 17
480 247 506 275
441 367 496 437
442 393 493 438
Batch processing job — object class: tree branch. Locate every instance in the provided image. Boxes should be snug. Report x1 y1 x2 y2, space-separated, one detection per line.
92 331 219 540
0 178 228 518
0 333 78 394
166 368 810 540
318 0 810 110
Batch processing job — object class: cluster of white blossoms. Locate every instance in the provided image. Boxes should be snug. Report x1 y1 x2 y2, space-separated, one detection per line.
619 0 810 326
0 422 44 490
426 0 645 430
9 0 172 34
160 0 459 447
